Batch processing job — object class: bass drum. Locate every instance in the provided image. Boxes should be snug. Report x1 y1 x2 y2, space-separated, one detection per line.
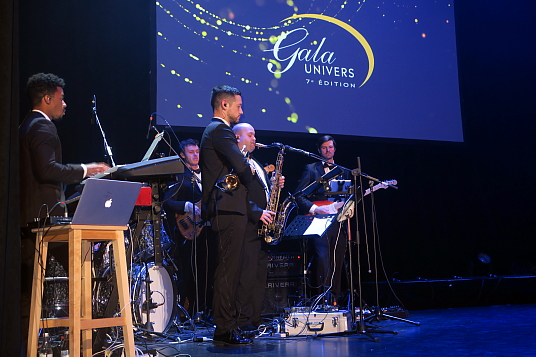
131 262 178 333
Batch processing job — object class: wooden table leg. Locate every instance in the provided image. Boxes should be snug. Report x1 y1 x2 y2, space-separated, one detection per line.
69 229 82 357
27 233 48 357
112 232 135 356
82 240 93 356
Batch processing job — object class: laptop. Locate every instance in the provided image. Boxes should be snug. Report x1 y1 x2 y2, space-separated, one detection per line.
71 178 143 226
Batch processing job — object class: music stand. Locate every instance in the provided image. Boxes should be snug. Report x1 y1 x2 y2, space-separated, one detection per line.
283 213 337 306
297 167 344 197
284 214 337 239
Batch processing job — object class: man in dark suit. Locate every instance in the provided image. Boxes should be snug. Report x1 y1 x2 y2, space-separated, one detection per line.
19 73 110 224
294 135 350 304
233 123 279 333
19 73 109 345
163 138 214 318
200 85 253 345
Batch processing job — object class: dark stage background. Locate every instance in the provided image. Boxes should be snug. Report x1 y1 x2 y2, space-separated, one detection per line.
15 0 536 278
2 0 536 354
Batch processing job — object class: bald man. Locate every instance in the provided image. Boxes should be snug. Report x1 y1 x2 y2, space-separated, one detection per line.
233 123 278 334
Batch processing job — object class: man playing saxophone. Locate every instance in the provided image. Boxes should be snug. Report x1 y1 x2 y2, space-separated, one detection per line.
233 123 284 335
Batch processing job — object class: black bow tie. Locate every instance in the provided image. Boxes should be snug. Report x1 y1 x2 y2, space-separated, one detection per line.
193 168 201 174
323 162 334 170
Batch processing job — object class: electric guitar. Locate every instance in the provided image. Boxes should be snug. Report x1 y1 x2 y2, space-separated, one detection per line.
311 179 397 212
175 201 203 240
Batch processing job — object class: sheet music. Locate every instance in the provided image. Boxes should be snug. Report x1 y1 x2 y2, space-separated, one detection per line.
304 216 335 236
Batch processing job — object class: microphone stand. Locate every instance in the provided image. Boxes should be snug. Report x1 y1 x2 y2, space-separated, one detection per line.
362 176 419 327
141 261 156 340
351 158 420 340
92 95 116 167
280 143 403 338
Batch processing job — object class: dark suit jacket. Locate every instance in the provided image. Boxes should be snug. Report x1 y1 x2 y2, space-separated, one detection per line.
200 118 253 218
163 169 202 215
162 168 203 236
247 156 270 226
294 161 350 215
19 111 84 225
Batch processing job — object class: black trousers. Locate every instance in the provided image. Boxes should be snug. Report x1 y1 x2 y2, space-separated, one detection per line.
171 228 216 317
313 222 346 299
210 212 248 335
236 222 268 328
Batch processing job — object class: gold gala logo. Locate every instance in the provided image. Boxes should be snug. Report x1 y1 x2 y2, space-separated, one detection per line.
266 14 374 87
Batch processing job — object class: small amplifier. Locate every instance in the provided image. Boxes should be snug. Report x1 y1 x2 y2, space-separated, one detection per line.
27 216 72 228
262 277 302 315
284 310 352 336
267 252 302 278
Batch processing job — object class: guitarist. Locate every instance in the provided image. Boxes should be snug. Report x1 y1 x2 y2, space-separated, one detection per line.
163 138 215 318
294 135 350 305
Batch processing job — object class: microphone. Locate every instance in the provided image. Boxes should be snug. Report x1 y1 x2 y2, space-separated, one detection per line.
285 145 314 156
255 142 282 149
91 95 97 124
141 301 163 311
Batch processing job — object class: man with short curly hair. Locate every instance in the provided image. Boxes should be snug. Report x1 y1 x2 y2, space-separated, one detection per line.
19 73 110 345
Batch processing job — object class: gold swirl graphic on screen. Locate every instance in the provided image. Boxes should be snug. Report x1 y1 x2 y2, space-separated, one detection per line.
156 0 368 131
283 14 374 87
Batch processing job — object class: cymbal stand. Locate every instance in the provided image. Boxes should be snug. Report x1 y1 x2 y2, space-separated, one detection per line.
348 157 400 339
363 179 419 326
150 181 165 266
140 261 156 339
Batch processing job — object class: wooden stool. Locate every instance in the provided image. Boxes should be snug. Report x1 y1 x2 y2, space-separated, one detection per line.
27 225 135 357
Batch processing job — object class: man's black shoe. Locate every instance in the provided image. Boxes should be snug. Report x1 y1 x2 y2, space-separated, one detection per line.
238 325 258 339
213 330 253 345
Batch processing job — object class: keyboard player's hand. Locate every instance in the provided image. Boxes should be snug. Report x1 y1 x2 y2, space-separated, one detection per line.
86 162 111 177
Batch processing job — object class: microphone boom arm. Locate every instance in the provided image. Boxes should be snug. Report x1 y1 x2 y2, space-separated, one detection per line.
92 95 116 167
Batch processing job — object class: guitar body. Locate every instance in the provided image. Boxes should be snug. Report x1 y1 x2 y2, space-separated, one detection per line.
175 201 203 240
312 200 333 207
310 180 397 214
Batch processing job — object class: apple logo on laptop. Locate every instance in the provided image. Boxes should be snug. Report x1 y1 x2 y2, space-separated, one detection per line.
104 198 113 208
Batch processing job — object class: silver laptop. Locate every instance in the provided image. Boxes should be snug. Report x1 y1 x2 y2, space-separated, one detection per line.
71 178 143 226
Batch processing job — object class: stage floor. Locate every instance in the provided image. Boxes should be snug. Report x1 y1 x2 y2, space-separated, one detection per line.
132 303 536 356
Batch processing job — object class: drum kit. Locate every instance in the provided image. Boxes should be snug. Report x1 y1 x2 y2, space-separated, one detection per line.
41 118 197 339
91 219 182 334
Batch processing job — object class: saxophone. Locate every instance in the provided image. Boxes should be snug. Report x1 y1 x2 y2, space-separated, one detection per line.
259 144 296 245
